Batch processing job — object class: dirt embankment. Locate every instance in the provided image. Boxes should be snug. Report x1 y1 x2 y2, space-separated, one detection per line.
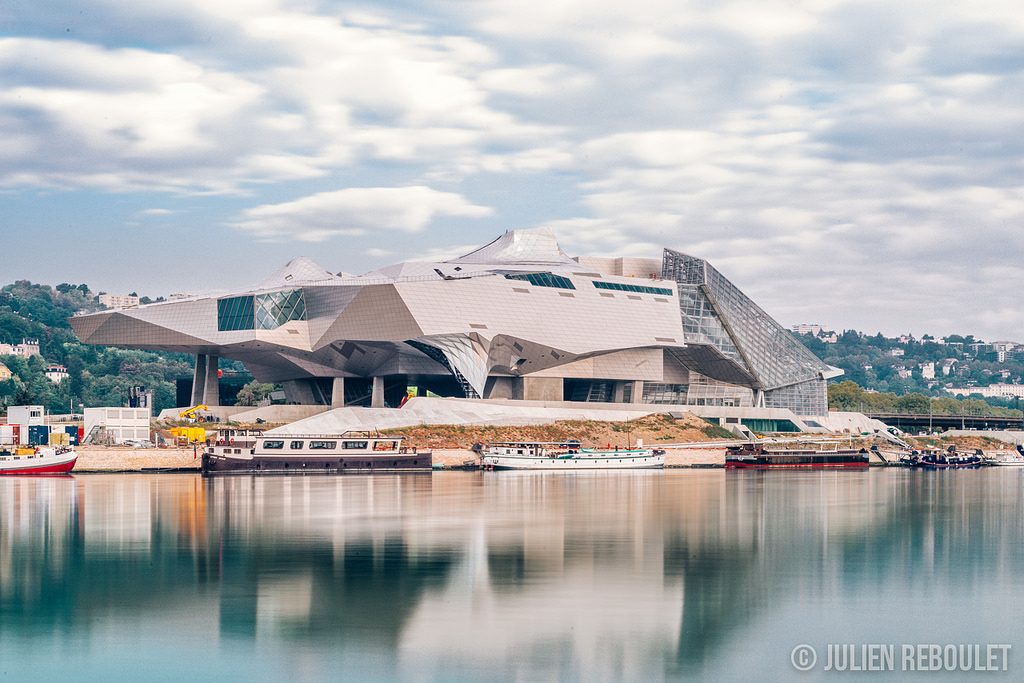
388 413 734 450
906 434 1016 452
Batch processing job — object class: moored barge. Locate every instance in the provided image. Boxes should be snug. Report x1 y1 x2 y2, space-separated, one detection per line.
202 430 431 474
482 441 664 470
725 443 869 469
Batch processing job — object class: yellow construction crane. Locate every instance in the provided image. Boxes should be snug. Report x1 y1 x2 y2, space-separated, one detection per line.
179 404 212 422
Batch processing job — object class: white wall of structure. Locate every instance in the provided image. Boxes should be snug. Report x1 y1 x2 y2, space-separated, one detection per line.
98 294 140 309
84 407 151 443
7 405 45 425
947 384 1024 398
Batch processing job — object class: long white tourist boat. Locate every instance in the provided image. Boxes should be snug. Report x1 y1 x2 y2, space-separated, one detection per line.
482 441 664 470
202 430 432 474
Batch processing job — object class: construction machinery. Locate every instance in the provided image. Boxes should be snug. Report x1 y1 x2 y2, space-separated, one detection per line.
179 405 216 423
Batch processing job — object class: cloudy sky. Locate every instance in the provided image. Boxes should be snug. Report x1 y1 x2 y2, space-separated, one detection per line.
2 1 1023 339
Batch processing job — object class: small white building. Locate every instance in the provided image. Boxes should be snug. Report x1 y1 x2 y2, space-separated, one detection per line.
7 405 45 426
83 407 151 444
98 293 140 310
920 362 936 380
45 364 69 383
946 383 1024 399
0 339 41 357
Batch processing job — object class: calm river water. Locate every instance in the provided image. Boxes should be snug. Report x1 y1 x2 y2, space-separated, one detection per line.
1 469 1022 681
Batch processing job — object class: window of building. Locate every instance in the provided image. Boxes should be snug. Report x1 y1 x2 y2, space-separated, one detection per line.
218 289 306 331
503 272 576 290
255 289 307 329
290 441 304 449
262 440 284 449
342 441 368 449
309 440 337 449
592 281 673 296
217 295 255 331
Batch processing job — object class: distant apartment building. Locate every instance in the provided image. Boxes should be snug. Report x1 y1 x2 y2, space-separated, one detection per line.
0 339 41 357
792 324 838 343
98 293 140 310
991 341 1020 363
0 363 11 381
919 362 936 380
888 348 905 357
45 365 68 384
896 366 912 380
940 359 958 376
947 383 1024 399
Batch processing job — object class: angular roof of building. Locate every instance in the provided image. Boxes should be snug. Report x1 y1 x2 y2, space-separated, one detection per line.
447 227 575 267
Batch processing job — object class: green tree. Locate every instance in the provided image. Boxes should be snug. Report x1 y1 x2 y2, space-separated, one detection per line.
235 380 276 406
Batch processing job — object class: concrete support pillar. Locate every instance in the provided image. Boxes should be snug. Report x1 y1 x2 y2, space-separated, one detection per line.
613 382 626 404
371 376 385 408
632 380 645 404
191 354 207 406
331 377 346 409
203 355 219 406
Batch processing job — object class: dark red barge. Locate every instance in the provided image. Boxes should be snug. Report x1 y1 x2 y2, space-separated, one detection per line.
725 443 869 469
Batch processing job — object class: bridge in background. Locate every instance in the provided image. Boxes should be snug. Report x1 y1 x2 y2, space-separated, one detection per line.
867 413 1024 433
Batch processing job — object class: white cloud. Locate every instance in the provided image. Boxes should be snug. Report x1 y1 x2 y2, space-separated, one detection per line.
232 186 493 242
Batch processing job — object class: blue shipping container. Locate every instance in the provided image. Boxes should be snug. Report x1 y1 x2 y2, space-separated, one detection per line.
28 425 50 446
64 425 79 445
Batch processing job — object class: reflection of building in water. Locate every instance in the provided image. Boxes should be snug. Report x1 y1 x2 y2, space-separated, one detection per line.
82 477 153 553
2 471 1024 678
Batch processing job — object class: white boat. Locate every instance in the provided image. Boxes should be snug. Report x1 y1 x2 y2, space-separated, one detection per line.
481 441 664 470
983 453 1024 467
0 445 78 474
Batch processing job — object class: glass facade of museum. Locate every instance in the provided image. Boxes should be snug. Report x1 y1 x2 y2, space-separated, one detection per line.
217 289 307 332
662 249 830 415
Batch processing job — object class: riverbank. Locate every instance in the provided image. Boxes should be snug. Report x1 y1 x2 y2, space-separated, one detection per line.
71 444 731 471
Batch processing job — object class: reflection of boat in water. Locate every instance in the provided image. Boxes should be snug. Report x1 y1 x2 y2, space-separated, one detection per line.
901 446 983 470
724 443 869 469
202 430 432 474
0 445 77 474
481 442 664 470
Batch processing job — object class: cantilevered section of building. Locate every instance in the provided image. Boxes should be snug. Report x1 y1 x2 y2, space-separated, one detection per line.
71 228 839 416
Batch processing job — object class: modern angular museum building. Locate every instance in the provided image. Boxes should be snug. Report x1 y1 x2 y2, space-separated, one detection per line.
71 228 839 416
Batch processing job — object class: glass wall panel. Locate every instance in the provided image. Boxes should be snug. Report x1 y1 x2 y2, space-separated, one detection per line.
503 272 576 290
592 281 673 296
254 289 306 329
217 296 255 331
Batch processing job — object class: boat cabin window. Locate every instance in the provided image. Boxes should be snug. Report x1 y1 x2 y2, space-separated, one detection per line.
373 441 398 451
290 441 304 450
309 440 336 450
263 440 285 449
342 441 368 449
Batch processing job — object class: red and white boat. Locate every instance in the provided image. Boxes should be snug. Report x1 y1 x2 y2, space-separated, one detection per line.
0 445 78 474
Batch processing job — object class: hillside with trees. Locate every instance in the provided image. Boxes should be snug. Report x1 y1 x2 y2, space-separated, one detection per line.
0 281 194 415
